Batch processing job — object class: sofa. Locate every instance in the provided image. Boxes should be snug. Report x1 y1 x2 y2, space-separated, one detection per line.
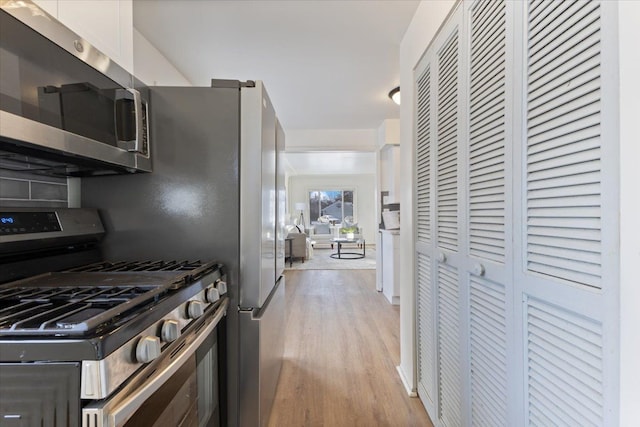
284 226 314 263
308 222 334 248
308 222 363 248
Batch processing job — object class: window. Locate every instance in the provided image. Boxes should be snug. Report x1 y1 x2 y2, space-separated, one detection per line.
309 190 354 223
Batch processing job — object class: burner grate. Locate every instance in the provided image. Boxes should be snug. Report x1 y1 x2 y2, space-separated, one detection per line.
0 284 151 303
67 260 207 273
0 260 221 336
0 284 163 334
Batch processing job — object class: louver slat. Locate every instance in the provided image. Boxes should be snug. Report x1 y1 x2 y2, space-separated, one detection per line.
438 264 461 427
526 297 604 426
472 0 502 39
526 0 602 288
469 0 506 263
437 31 459 252
470 277 508 427
529 67 600 116
417 253 434 400
529 1 586 44
416 67 432 243
529 3 599 71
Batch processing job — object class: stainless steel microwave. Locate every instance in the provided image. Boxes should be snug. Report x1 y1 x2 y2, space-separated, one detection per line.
0 2 151 176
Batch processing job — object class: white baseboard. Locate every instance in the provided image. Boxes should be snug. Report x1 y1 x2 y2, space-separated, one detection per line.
396 365 417 397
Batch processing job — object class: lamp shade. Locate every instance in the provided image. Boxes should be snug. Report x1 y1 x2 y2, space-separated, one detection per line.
294 202 306 211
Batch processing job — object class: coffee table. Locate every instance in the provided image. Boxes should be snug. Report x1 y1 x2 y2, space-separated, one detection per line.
330 238 365 259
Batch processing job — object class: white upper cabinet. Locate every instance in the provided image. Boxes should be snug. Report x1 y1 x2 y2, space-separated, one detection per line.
377 119 401 204
32 0 57 17
33 0 134 74
59 0 133 74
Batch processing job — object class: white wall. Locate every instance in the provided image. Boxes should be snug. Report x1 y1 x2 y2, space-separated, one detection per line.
133 28 192 86
398 0 455 394
377 119 400 148
287 174 377 244
618 1 640 424
286 129 377 152
377 119 401 204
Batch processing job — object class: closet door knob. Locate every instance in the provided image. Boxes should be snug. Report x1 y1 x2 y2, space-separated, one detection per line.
473 263 485 276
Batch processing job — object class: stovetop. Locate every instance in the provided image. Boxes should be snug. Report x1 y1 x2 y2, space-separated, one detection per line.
0 260 225 361
0 260 216 337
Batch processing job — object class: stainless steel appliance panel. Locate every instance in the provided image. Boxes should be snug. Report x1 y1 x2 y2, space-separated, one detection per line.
0 110 149 174
0 207 104 254
238 276 285 427
1 0 132 89
82 86 242 425
239 82 276 310
82 298 228 427
82 82 285 427
82 87 241 264
0 363 81 425
0 207 105 282
0 4 151 175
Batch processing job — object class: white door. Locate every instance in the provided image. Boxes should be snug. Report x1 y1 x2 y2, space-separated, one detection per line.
465 0 514 425
415 5 466 426
413 0 619 425
517 1 617 424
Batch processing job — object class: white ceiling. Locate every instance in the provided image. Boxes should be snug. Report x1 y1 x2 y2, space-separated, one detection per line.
133 0 418 174
284 151 376 175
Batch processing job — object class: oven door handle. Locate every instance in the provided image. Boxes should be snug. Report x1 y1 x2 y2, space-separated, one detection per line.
83 298 228 427
111 299 227 426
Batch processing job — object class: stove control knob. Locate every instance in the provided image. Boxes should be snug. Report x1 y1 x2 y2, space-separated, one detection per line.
161 320 180 343
215 279 227 295
187 301 204 319
136 336 161 363
206 286 220 303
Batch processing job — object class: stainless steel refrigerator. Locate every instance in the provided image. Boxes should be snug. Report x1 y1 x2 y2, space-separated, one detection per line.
82 80 286 427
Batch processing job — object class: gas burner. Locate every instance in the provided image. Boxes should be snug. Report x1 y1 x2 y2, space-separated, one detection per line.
0 260 222 336
67 259 208 273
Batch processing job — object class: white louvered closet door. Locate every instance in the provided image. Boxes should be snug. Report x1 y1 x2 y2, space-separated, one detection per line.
413 0 619 426
465 1 513 426
415 56 436 411
516 0 618 425
414 5 466 427
434 20 464 427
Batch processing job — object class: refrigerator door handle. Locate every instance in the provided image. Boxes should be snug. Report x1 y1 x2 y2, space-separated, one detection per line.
238 276 285 427
250 276 283 319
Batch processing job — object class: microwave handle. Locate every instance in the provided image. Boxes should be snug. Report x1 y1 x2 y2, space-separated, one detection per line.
82 299 228 427
115 88 145 154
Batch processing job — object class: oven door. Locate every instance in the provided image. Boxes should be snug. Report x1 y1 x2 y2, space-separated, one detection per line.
83 299 227 427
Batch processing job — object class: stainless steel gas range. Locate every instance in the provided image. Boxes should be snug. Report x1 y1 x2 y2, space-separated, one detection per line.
0 208 228 427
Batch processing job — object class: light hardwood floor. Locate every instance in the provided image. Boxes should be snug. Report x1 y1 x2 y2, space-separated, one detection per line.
268 269 433 427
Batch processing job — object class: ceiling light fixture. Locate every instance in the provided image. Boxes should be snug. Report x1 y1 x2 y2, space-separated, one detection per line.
388 86 400 105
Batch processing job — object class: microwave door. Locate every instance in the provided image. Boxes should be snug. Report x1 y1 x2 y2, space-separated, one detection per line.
0 7 151 175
